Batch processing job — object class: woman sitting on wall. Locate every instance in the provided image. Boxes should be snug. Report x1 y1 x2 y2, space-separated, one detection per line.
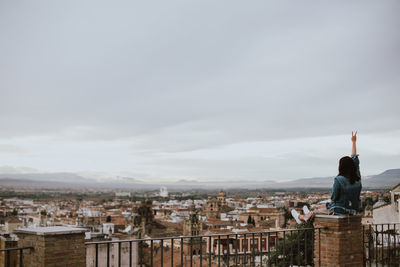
292 131 362 223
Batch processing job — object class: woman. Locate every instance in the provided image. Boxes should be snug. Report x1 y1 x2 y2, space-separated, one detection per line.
292 131 362 223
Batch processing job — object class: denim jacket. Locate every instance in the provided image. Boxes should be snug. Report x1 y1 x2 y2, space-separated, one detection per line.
327 154 362 215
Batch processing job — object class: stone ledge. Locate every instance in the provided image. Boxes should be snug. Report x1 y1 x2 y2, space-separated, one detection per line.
315 214 361 220
15 226 88 236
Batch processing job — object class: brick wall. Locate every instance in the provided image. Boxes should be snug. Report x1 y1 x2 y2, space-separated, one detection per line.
313 215 363 267
15 226 86 267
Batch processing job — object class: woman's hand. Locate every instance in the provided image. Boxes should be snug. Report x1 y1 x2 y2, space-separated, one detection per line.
351 131 357 143
352 131 357 155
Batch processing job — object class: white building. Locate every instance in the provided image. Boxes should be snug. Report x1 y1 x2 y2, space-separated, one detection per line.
160 187 168 198
372 183 400 224
115 192 131 197
103 223 115 235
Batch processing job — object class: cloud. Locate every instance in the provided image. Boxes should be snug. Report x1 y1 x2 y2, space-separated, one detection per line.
135 132 400 181
0 144 28 155
0 1 399 179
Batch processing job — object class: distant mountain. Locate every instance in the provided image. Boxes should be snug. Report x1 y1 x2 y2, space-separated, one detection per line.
77 171 144 183
0 169 150 190
176 179 199 183
0 166 41 174
0 177 155 190
0 172 91 183
277 177 335 188
276 169 400 189
362 169 400 189
373 169 400 178
0 167 398 190
0 178 74 188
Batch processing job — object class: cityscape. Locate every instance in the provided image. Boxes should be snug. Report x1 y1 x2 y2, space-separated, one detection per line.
0 180 399 266
1 0 400 266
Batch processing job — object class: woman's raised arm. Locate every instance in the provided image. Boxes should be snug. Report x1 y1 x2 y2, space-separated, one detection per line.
351 131 357 155
351 131 361 178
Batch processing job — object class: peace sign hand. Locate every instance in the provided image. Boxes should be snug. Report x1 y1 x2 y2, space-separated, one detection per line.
351 131 357 143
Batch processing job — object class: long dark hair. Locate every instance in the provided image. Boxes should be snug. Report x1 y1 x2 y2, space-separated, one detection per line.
338 156 360 184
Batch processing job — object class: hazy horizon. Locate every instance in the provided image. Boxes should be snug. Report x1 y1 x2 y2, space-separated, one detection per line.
1 1 399 182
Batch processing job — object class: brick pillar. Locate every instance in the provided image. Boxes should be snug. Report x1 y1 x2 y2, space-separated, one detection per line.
313 215 363 267
15 226 87 267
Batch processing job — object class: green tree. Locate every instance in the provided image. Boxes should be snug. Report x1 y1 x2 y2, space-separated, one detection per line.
383 195 390 203
11 208 18 216
267 223 314 266
133 216 142 226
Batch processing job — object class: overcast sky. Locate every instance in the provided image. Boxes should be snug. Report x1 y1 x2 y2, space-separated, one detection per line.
0 1 399 182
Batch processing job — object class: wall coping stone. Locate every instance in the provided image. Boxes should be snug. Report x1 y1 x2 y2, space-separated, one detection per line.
315 214 362 220
14 226 88 236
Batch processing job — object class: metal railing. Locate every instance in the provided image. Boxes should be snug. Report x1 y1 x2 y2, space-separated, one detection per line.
363 223 400 266
85 227 321 267
0 247 33 267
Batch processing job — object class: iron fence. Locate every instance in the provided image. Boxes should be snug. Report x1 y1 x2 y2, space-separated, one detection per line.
363 223 400 266
85 227 321 267
0 247 33 267
2 222 399 266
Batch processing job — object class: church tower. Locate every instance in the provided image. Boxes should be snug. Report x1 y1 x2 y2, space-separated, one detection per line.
183 202 205 258
217 190 227 206
183 203 202 236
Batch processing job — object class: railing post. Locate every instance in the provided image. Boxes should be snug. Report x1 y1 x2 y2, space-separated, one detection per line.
313 215 363 267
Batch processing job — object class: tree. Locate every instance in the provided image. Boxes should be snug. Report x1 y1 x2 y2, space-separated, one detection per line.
383 195 390 203
11 208 18 216
133 216 142 226
267 222 314 266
